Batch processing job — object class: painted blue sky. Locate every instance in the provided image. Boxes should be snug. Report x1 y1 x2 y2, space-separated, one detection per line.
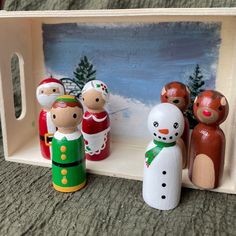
43 22 221 105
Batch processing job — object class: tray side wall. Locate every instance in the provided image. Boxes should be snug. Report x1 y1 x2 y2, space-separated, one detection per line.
0 19 36 157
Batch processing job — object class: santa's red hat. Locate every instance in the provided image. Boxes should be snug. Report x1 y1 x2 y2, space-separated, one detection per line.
36 77 65 95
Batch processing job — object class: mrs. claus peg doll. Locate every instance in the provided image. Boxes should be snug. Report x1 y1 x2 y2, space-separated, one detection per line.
36 77 65 159
188 90 229 189
81 80 110 161
50 95 86 193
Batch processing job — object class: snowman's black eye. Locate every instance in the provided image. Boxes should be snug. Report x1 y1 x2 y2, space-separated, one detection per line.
173 122 179 129
52 89 56 92
96 98 99 102
73 113 77 119
52 114 56 119
153 121 159 127
218 106 223 111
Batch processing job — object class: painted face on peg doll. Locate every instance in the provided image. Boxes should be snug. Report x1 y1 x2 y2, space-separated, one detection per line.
36 77 65 110
161 82 190 112
193 90 229 125
82 80 109 112
148 103 185 143
51 96 83 131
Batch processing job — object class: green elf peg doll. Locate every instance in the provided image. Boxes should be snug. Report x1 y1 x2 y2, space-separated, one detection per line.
49 95 86 192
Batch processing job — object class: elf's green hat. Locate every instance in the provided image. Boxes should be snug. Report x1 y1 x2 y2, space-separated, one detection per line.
55 95 78 103
53 95 83 109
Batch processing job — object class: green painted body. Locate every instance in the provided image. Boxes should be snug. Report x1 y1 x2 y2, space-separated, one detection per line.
52 133 86 188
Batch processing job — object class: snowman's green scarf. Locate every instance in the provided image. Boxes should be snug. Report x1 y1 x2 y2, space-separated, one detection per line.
145 140 176 167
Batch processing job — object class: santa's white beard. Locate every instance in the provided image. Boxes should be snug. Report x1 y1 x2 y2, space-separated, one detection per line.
37 94 60 109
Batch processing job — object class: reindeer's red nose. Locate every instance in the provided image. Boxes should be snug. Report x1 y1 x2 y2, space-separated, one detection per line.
203 110 212 117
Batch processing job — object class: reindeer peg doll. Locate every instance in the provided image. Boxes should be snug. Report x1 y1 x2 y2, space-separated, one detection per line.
81 80 110 161
188 90 229 189
143 103 184 210
50 95 86 192
161 81 190 168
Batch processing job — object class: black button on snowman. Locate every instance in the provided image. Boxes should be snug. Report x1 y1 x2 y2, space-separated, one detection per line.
143 103 184 210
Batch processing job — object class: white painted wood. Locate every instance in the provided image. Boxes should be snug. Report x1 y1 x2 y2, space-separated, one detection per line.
0 9 236 194
143 104 184 210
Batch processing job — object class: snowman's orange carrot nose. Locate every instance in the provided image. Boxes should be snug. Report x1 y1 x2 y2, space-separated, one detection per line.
159 129 169 134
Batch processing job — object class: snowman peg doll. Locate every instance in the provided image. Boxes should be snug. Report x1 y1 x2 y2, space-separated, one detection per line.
36 77 65 159
188 90 229 189
81 80 110 161
161 82 190 168
143 103 184 210
50 95 86 192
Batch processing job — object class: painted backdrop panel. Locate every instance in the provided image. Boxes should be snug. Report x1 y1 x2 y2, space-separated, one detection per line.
43 22 221 139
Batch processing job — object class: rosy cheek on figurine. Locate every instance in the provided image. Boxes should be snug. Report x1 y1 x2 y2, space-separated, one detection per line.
81 80 111 161
143 103 184 210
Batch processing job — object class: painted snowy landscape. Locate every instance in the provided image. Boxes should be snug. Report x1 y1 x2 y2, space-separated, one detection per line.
42 22 221 139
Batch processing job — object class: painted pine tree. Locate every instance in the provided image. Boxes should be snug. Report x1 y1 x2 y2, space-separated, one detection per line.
186 64 205 128
60 56 96 98
73 56 96 93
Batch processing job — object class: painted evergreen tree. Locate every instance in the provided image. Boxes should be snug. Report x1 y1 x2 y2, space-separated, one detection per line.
186 64 205 128
73 56 96 92
61 56 96 98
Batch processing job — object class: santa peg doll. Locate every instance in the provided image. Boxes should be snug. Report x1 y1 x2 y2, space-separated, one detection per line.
161 81 190 168
81 80 110 161
50 95 86 192
36 77 65 159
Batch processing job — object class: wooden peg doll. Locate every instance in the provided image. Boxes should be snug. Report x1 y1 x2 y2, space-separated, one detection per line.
36 77 65 159
161 81 190 168
50 95 86 192
188 90 229 189
81 80 110 161
143 103 184 210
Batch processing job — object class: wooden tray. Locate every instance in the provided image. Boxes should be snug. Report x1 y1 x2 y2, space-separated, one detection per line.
0 8 236 194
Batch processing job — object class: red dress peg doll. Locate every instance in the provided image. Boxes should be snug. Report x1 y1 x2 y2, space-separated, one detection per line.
36 77 65 159
161 82 190 168
81 80 110 161
188 90 229 189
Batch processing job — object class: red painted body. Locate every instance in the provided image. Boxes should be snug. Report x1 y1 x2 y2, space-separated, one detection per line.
82 111 110 161
38 110 50 159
